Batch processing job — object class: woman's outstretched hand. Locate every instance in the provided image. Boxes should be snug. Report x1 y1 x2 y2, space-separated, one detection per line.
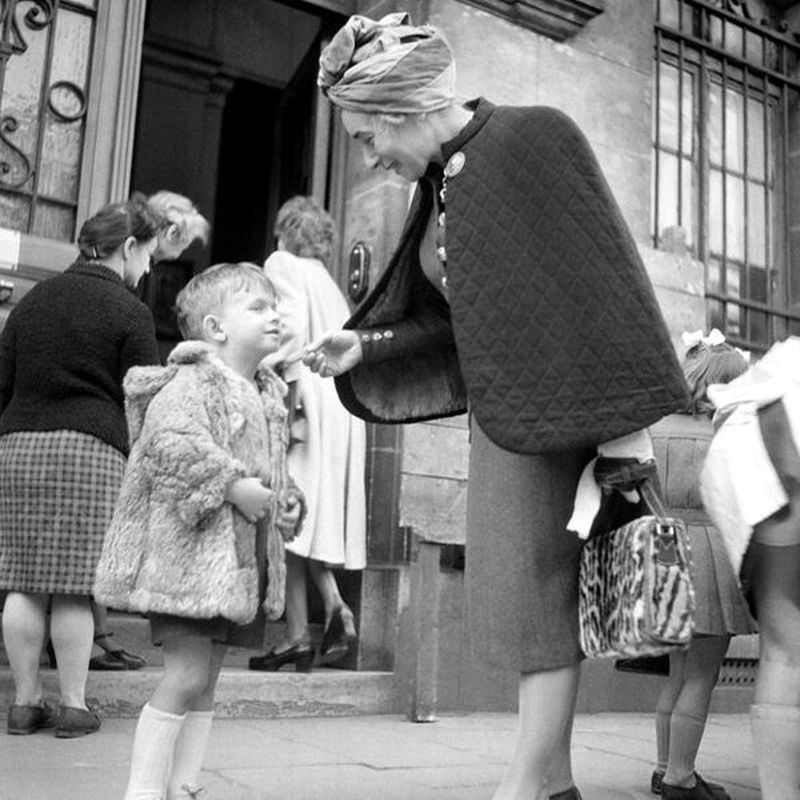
303 330 363 377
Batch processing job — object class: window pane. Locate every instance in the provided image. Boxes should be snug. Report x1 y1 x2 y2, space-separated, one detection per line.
709 169 723 254
708 296 725 330
728 262 742 300
748 308 768 345
658 62 694 154
658 0 682 31
708 257 722 295
747 95 766 180
749 265 768 304
747 182 767 266
726 174 745 261
727 301 741 336
744 32 763 65
658 151 679 234
681 156 694 245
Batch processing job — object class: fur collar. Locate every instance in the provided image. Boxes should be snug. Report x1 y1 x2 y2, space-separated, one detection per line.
124 341 286 444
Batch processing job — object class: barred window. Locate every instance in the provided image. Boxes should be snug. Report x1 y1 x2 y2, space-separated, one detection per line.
0 1 97 242
652 0 800 351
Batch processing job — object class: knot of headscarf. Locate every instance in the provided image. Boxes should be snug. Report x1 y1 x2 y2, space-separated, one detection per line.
318 12 455 115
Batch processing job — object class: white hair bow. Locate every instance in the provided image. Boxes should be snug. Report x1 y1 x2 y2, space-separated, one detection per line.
681 328 726 348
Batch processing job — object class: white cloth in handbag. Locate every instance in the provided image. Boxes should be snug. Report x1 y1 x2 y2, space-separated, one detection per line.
567 428 655 539
701 336 800 575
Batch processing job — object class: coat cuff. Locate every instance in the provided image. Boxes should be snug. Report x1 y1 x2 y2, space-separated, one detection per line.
355 327 399 364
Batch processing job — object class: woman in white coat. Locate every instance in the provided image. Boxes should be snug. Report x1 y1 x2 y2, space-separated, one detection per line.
250 196 367 671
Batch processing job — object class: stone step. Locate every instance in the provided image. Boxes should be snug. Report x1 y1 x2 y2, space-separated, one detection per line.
0 666 399 719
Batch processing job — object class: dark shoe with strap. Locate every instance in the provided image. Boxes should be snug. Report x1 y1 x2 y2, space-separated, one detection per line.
89 633 146 670
318 605 357 665
652 769 665 794
550 787 583 800
7 701 58 735
662 773 730 800
249 642 314 672
55 706 101 738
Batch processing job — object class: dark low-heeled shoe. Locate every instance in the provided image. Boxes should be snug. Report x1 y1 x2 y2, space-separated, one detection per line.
318 605 357 664
550 787 583 800
662 773 730 800
653 770 727 798
89 633 146 670
55 706 101 738
7 701 58 735
248 642 314 672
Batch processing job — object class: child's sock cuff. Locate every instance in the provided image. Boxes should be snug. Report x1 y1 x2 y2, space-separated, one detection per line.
143 702 187 723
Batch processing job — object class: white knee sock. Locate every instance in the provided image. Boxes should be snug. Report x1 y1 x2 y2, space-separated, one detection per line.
750 703 800 800
125 703 186 800
166 710 214 799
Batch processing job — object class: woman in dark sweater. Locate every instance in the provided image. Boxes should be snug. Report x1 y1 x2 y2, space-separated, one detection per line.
0 196 161 738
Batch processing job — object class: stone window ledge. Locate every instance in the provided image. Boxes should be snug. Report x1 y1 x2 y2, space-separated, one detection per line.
458 0 605 40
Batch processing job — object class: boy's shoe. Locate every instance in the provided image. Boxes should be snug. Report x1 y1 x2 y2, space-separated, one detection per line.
652 769 665 794
7 701 58 734
54 706 101 738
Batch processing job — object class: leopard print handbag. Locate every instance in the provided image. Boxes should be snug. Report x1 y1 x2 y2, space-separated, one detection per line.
578 469 696 659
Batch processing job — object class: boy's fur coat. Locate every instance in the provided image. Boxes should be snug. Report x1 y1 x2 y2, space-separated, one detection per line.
94 341 297 624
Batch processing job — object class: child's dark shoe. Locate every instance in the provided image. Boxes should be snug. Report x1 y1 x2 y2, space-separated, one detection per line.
7 701 58 735
661 773 730 800
55 706 101 738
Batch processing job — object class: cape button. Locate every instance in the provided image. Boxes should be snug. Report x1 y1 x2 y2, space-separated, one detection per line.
444 151 465 178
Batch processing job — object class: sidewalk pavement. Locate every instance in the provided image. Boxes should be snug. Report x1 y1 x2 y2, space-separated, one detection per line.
0 712 759 800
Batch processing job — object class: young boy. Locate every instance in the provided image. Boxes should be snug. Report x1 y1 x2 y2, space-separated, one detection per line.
94 262 304 800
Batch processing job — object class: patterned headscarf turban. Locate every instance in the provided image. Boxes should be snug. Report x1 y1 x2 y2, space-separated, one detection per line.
317 12 455 115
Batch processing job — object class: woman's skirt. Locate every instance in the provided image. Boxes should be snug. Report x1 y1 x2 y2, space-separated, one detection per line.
466 420 593 673
0 430 125 595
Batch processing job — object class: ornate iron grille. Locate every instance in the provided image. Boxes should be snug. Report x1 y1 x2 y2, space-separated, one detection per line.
0 0 96 242
653 0 800 351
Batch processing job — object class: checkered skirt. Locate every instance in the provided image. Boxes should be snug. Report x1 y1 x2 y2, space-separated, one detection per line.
0 430 125 594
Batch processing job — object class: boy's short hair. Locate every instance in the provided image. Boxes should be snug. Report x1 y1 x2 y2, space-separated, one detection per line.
176 262 276 340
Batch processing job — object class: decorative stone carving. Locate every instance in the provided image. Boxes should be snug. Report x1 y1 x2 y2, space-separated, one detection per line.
457 0 605 40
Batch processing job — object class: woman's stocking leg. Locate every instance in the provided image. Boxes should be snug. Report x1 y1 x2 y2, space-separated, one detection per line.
492 663 580 800
49 593 93 709
2 592 48 705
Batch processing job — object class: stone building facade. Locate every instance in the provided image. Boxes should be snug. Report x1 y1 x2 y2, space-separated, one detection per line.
0 0 797 710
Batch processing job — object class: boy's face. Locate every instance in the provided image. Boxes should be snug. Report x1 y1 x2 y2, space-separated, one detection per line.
216 287 281 358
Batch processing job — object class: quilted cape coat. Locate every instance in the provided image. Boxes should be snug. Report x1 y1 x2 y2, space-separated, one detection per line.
335 99 688 453
93 341 293 624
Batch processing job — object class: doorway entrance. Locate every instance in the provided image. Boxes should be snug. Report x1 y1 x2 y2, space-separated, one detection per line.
128 0 342 355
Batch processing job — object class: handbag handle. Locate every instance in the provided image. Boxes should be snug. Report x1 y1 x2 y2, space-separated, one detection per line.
593 457 668 520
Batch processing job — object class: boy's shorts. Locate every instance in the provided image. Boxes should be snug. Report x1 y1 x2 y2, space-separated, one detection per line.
149 610 265 650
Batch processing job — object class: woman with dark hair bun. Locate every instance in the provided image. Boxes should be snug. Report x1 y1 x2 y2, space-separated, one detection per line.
0 196 160 738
